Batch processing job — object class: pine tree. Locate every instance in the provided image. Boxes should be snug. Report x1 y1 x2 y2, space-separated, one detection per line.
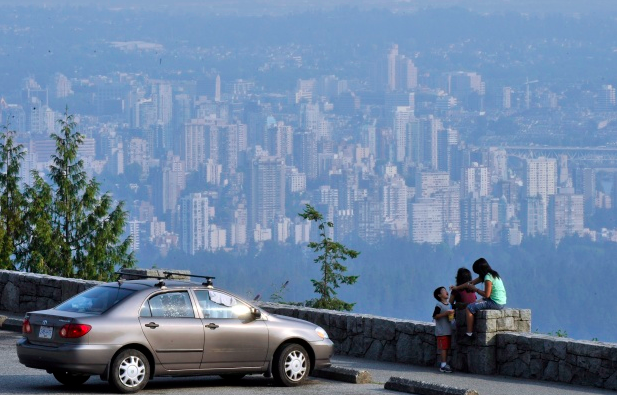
299 204 359 311
20 110 135 280
0 128 26 270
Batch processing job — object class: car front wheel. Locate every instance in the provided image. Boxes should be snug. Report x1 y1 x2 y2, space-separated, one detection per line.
52 371 90 386
274 343 309 386
109 349 150 394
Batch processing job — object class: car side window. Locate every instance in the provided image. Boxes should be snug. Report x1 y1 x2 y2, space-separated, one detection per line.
194 290 250 319
147 291 195 318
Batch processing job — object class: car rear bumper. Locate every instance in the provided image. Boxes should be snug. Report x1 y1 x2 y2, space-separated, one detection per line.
16 338 115 374
311 339 334 370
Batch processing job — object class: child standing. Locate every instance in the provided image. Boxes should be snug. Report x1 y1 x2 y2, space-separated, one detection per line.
432 286 454 373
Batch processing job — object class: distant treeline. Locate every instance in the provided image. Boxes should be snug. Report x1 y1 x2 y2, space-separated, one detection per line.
147 235 617 343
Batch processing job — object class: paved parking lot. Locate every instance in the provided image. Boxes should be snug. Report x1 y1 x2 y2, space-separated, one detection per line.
1 329 613 395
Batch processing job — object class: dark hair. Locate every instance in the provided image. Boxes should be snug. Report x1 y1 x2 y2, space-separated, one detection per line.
472 257 500 281
433 286 446 301
455 267 472 286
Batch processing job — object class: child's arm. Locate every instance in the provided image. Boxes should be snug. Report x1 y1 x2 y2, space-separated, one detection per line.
448 292 455 305
470 280 492 298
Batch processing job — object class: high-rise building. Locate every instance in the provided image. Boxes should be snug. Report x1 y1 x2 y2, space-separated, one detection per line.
184 119 207 172
548 188 584 245
460 195 495 243
437 128 459 173
249 155 286 231
293 129 318 180
522 196 546 236
525 157 557 229
410 198 443 244
461 163 490 198
214 74 221 102
382 173 408 237
180 193 209 255
393 106 413 163
597 84 616 112
416 171 450 198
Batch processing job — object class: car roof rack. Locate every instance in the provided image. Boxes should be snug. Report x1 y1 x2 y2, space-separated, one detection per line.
115 271 167 288
163 271 216 288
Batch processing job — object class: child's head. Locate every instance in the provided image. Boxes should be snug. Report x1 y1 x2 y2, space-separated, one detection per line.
455 267 472 286
433 286 448 302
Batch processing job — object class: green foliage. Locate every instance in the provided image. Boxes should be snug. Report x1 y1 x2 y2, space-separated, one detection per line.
3 110 135 280
269 280 289 303
0 128 25 270
547 329 569 338
298 204 359 311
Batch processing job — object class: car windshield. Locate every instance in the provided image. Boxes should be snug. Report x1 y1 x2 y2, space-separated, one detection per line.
55 286 136 314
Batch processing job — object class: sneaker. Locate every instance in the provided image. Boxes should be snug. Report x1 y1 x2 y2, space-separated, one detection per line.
440 364 453 373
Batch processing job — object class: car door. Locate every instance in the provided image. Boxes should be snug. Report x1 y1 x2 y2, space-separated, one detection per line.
139 290 205 370
193 290 269 369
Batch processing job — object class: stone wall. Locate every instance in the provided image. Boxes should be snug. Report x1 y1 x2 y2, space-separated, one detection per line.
0 270 101 313
2 270 616 391
496 332 617 390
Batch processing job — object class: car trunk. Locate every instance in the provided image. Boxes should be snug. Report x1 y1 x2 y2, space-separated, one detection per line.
25 310 93 347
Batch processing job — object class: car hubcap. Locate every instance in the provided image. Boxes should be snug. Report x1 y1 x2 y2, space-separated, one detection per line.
119 356 145 387
284 350 306 381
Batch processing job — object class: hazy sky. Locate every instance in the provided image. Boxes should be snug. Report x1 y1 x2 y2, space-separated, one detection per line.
1 0 616 15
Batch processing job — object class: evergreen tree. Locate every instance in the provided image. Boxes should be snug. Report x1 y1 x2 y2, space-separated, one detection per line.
299 204 359 311
20 110 135 280
0 128 25 270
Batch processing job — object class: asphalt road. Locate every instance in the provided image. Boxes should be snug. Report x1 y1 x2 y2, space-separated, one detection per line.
0 329 613 395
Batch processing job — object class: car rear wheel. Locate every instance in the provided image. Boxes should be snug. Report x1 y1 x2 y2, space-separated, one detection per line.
52 371 90 386
273 343 309 387
109 349 150 394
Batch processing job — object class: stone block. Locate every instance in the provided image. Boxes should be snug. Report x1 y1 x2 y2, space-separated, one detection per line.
519 309 532 321
496 317 515 331
395 320 416 335
544 338 567 360
475 332 497 346
558 360 573 383
364 339 384 360
543 360 559 381
1 281 19 312
395 333 414 363
480 309 503 319
363 317 373 338
475 318 496 333
529 357 545 378
577 356 602 374
372 318 396 341
467 347 496 375
385 377 479 395
382 342 397 362
517 320 531 332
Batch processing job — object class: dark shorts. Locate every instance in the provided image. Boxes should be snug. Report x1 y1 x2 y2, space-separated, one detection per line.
437 335 451 350
467 298 505 314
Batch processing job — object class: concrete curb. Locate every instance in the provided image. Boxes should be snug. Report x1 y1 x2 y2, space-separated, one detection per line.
311 366 372 384
0 315 22 333
385 377 479 395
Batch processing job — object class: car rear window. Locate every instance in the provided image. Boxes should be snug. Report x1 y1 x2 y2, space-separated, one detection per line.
55 286 136 314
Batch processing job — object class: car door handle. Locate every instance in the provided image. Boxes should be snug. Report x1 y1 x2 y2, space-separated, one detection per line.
206 323 219 330
145 322 159 329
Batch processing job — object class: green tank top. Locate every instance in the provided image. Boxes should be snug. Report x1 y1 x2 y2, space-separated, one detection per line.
485 273 506 305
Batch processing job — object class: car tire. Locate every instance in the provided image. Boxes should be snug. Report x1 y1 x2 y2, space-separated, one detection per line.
273 343 309 387
109 349 150 394
219 373 246 381
52 371 90 386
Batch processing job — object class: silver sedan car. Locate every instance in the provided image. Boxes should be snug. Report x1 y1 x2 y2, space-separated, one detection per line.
16 276 333 393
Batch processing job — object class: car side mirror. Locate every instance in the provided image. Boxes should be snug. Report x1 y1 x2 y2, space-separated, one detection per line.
251 308 262 319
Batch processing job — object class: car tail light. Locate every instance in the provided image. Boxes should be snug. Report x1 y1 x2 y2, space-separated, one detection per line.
22 319 32 334
59 324 92 338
